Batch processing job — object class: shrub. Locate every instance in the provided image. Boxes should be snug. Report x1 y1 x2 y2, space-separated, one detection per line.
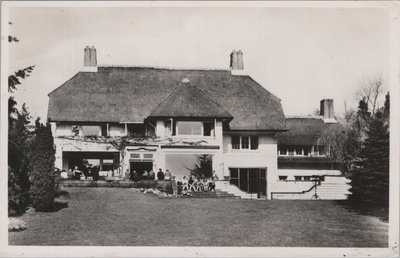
8 166 28 216
29 120 56 211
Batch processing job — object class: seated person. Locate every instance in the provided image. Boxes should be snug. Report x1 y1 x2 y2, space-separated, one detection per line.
113 168 122 180
73 166 83 179
67 169 74 179
182 176 189 192
106 170 114 180
176 181 183 196
164 170 172 181
197 178 204 191
142 170 149 180
123 169 131 180
208 177 216 192
60 170 68 179
148 169 155 180
188 176 196 192
203 179 209 191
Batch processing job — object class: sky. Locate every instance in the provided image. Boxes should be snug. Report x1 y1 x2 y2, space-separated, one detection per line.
6 4 393 121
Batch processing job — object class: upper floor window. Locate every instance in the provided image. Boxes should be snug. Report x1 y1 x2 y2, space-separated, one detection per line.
278 145 317 157
81 125 101 136
175 121 215 137
231 135 258 150
177 121 202 135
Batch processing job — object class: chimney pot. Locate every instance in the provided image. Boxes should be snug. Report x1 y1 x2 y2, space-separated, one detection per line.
237 50 244 70
230 50 238 70
82 46 98 72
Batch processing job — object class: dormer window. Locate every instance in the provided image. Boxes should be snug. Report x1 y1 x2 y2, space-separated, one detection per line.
177 121 202 135
173 120 215 137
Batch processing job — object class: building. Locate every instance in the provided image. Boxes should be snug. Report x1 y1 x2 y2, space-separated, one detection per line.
47 47 349 199
274 102 350 199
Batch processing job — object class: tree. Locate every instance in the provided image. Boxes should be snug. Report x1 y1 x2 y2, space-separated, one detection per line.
357 77 384 116
347 108 389 207
187 154 213 178
8 23 35 216
29 119 56 211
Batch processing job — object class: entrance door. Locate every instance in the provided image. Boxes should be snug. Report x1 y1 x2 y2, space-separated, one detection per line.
229 168 267 196
248 168 258 193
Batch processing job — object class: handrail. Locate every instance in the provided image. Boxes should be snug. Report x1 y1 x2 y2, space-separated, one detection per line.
271 183 319 200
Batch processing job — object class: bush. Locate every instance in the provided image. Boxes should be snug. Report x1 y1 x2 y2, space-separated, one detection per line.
8 166 28 216
29 120 56 211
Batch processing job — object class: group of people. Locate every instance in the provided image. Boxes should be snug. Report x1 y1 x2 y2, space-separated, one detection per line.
128 168 173 181
61 166 174 182
176 176 217 196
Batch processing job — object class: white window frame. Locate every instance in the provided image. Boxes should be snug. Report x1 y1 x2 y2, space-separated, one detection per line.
231 135 258 150
173 120 215 137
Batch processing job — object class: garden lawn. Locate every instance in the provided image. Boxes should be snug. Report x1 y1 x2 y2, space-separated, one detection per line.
9 187 388 247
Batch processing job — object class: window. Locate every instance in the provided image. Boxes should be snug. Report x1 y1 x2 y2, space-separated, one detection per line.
294 176 302 181
165 119 172 136
279 176 288 181
250 136 258 150
303 176 311 181
143 154 153 159
130 154 140 159
229 168 239 188
278 146 287 155
101 125 108 137
288 147 295 156
81 125 100 136
231 136 259 150
176 121 202 135
128 124 146 137
241 136 249 149
203 121 214 136
295 147 303 156
232 136 240 149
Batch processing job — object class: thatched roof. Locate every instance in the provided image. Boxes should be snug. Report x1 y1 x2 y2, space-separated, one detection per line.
48 67 286 130
149 79 232 119
277 117 336 146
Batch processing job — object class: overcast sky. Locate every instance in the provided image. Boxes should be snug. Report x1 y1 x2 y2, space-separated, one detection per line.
7 5 393 121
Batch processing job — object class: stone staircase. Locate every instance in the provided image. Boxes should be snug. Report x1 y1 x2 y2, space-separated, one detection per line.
215 181 258 199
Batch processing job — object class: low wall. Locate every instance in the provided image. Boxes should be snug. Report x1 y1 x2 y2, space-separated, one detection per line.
61 179 173 194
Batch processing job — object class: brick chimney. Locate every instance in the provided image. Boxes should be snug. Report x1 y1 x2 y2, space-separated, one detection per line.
230 50 245 75
82 46 98 72
320 99 337 123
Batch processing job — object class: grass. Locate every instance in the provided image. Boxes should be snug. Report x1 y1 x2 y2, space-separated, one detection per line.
9 187 388 247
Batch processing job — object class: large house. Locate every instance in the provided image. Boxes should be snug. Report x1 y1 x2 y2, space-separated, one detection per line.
48 47 349 199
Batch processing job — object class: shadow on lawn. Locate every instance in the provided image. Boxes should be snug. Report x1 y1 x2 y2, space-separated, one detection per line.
335 200 388 222
41 190 70 212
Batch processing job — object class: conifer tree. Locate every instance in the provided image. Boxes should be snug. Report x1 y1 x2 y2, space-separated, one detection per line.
348 94 389 207
29 119 56 211
188 154 213 178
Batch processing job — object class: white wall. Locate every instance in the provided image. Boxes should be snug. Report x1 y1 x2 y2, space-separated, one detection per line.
272 169 346 194
222 133 278 199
